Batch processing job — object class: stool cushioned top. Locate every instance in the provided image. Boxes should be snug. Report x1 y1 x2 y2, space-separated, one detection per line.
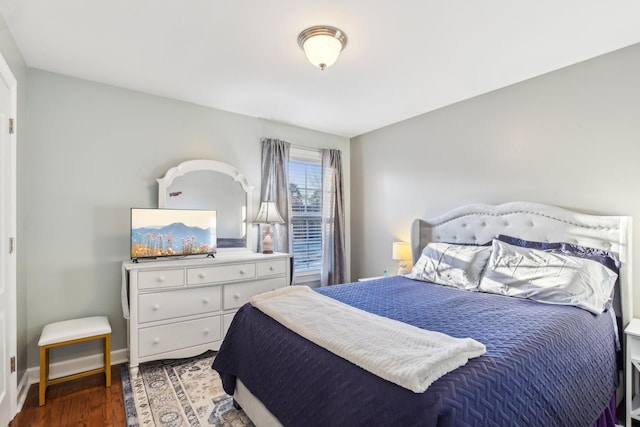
39 316 111 346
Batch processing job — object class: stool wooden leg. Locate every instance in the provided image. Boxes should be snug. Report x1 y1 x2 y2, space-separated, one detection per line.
39 346 48 406
104 334 111 387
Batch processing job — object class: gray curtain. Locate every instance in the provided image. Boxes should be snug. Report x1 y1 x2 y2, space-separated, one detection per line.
321 149 346 286
260 138 292 256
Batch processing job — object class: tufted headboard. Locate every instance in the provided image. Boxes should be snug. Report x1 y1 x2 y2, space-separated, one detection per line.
410 201 633 326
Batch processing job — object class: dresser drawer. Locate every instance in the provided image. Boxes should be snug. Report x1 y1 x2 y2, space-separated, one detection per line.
187 263 256 285
137 269 184 290
138 286 221 323
223 278 286 310
257 259 287 277
138 316 221 358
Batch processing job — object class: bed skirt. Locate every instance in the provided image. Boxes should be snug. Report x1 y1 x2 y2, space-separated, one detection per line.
593 393 617 427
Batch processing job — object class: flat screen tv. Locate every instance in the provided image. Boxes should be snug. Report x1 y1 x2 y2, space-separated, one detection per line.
130 208 217 260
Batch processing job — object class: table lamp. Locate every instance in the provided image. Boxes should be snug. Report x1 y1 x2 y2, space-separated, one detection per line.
392 241 412 275
253 201 285 254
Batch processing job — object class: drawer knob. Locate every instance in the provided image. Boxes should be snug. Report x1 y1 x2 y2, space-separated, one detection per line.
239 270 246 275
203 328 210 334
152 304 160 311
202 297 210 304
153 338 160 344
157 276 166 282
233 293 240 299
269 266 275 271
198 272 206 279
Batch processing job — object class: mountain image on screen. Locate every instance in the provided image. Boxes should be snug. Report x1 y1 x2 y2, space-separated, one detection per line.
131 222 215 258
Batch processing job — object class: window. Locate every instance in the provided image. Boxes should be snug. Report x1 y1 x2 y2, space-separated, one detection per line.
289 148 322 278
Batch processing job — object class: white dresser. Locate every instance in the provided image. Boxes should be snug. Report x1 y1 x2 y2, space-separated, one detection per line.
123 252 291 376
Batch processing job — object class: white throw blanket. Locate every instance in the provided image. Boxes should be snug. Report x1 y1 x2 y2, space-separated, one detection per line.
250 286 486 393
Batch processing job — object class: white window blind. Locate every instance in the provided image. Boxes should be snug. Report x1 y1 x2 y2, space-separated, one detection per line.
289 148 322 274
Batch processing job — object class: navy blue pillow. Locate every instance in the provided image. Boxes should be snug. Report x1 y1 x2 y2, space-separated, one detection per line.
496 234 620 274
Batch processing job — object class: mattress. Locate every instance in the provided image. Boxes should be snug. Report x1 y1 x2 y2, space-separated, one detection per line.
212 276 618 427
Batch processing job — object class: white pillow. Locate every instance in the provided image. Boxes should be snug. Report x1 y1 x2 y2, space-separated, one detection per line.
478 239 617 314
406 242 492 290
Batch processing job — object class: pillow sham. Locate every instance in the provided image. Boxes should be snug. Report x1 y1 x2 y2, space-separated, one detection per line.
406 242 492 290
479 239 618 314
496 234 620 274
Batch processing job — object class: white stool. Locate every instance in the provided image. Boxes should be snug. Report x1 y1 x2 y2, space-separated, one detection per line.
38 316 112 406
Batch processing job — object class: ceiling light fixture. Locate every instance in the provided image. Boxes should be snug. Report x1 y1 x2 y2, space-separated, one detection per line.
297 25 348 70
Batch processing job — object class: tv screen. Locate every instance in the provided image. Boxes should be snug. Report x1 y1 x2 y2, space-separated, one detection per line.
130 208 217 260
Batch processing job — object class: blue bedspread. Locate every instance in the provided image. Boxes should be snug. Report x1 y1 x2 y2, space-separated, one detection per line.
212 277 618 427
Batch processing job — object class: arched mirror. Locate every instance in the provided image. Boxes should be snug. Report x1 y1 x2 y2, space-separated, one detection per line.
158 160 254 253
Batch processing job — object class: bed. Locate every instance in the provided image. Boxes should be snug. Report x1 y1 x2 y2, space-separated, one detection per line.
212 202 633 426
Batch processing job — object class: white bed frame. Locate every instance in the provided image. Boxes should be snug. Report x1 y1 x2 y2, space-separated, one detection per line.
234 201 633 426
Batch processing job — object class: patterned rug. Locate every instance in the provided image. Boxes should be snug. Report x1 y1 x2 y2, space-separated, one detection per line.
121 351 253 427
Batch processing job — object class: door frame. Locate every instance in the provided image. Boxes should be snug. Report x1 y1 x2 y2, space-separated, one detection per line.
0 49 17 424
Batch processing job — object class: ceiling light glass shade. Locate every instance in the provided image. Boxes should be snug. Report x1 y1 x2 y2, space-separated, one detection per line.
302 35 342 69
298 26 347 70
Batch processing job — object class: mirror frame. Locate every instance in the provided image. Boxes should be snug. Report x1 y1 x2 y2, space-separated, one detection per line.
157 159 254 253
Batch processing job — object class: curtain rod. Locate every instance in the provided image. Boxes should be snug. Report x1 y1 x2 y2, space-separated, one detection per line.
290 144 320 152
261 138 340 153
290 144 341 153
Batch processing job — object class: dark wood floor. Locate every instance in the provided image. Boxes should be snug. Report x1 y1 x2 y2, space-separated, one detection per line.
9 364 126 427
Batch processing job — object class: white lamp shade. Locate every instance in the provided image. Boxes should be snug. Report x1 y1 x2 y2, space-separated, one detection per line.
302 35 343 69
392 241 411 261
253 201 285 224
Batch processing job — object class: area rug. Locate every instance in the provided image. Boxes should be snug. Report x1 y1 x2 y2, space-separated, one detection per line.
121 351 253 427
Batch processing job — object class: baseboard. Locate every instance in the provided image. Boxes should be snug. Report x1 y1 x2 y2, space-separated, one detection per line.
16 370 30 412
26 348 129 385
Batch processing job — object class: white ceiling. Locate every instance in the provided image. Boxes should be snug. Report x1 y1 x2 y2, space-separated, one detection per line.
1 1 639 138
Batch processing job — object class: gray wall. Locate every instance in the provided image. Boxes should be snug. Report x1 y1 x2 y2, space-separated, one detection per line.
0 13 28 378
13 34 639 371
24 69 350 368
351 43 640 314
